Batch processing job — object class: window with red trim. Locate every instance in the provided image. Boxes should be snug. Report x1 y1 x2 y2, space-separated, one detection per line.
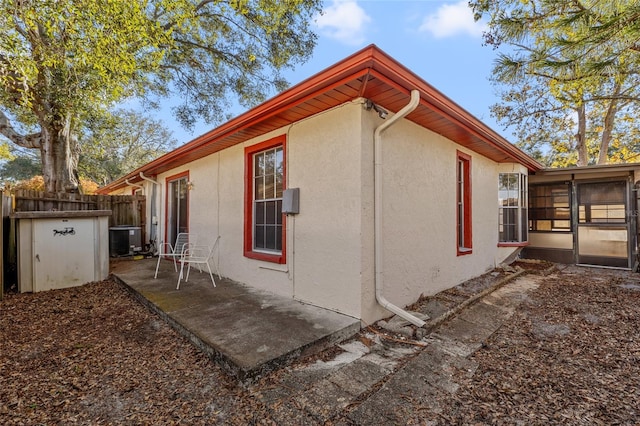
456 151 472 255
244 136 286 264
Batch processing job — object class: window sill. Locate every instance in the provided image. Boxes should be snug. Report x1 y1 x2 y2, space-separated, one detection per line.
497 242 529 248
244 250 286 264
457 247 473 256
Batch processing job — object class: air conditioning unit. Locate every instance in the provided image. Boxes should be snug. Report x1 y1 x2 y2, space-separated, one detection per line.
109 226 142 257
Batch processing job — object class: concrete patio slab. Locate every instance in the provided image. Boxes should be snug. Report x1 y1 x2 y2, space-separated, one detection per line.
110 258 361 382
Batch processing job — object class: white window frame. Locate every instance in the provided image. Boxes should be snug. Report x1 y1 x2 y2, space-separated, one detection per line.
498 173 528 243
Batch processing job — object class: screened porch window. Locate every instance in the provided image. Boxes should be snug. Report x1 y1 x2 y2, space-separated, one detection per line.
578 181 626 224
498 173 528 243
529 184 571 231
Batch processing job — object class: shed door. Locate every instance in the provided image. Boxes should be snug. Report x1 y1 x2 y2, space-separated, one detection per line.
576 181 629 268
33 218 95 291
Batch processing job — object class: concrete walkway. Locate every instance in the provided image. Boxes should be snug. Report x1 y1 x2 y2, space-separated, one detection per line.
112 257 546 423
249 273 544 424
110 258 361 382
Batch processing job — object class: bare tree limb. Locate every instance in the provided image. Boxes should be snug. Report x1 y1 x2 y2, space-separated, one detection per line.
0 110 41 149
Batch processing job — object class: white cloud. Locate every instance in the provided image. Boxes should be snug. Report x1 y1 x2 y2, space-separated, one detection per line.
315 0 371 46
418 1 486 39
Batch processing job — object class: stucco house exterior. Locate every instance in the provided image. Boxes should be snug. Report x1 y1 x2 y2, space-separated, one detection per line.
99 45 543 325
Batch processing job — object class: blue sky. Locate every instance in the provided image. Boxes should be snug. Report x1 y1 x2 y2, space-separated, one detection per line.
165 0 506 144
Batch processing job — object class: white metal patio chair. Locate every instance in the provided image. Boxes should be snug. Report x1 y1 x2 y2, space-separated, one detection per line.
176 236 221 290
154 232 196 279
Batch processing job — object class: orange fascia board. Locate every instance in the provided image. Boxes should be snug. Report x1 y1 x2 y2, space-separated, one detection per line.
98 44 541 193
364 52 541 171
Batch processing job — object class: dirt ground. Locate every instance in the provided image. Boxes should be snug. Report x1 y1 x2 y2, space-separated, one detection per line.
1 263 639 425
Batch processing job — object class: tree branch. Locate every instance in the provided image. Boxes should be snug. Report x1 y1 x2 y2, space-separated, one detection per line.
0 110 41 149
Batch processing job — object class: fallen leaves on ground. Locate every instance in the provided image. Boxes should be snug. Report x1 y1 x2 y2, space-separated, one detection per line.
419 267 640 425
2 264 639 425
0 281 269 425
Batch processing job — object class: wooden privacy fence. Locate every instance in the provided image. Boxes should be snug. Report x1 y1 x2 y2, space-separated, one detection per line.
13 190 146 229
2 191 146 294
1 192 12 300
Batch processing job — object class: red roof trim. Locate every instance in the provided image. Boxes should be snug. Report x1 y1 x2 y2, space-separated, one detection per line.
363 66 539 171
98 44 541 193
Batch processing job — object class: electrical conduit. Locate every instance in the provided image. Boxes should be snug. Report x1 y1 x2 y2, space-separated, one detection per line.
374 89 426 327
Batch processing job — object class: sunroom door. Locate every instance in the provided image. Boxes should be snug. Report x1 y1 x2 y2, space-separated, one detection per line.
576 181 630 268
167 175 189 246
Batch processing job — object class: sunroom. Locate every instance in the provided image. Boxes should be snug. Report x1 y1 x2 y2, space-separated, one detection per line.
522 163 640 270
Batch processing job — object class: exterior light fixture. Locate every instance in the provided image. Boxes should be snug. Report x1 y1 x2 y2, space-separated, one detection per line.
364 99 388 119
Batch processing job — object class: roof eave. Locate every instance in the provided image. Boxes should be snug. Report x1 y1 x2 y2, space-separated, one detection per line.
98 45 541 193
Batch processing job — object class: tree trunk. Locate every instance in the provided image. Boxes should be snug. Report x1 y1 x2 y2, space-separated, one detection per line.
40 115 80 193
598 102 617 165
575 104 588 166
598 85 621 165
1 110 80 193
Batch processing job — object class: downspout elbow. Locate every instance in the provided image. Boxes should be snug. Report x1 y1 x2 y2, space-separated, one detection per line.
374 89 425 328
139 172 158 185
125 178 143 190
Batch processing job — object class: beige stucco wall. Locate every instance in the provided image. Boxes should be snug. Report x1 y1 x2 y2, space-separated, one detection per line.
357 115 522 324
110 100 528 325
149 103 367 319
287 102 365 317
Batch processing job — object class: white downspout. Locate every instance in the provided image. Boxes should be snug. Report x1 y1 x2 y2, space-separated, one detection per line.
374 89 426 327
139 172 160 253
634 181 640 272
139 172 158 185
125 178 143 191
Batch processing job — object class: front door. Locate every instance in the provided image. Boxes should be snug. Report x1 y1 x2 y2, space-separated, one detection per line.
576 181 630 268
167 175 189 246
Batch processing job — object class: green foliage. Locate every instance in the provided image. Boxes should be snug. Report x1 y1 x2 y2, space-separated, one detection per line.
0 0 174 124
0 108 176 186
471 0 640 166
78 109 178 185
0 0 321 191
0 154 41 182
145 0 321 130
0 140 13 160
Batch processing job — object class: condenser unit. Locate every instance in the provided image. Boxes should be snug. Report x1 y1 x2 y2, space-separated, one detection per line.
109 226 142 257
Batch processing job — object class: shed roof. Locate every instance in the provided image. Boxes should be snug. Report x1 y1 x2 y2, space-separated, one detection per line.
99 44 542 193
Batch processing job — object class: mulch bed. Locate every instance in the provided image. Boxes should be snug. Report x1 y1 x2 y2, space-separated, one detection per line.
2 264 639 424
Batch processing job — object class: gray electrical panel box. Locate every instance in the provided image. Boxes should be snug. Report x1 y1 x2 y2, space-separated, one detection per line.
282 188 300 214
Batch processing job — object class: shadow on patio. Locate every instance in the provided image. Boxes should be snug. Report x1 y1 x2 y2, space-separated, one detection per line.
110 258 361 383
